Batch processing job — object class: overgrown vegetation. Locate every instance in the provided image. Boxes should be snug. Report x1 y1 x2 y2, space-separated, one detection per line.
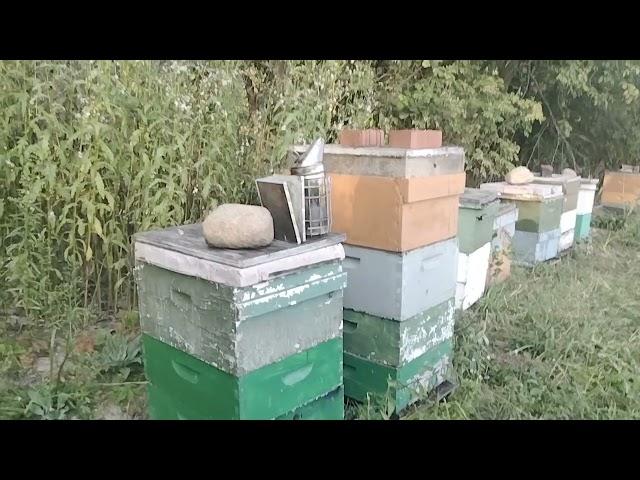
1 60 640 419
399 214 640 420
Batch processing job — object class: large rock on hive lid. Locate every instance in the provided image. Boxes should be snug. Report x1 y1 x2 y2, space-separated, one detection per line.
202 204 274 249
505 166 534 185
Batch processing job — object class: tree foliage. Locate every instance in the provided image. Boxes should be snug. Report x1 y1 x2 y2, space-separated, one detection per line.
1 60 639 322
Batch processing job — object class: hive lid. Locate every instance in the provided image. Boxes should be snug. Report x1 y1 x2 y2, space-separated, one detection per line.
480 182 563 201
459 188 498 209
289 144 465 178
532 173 581 186
581 178 600 185
605 170 640 176
134 223 345 269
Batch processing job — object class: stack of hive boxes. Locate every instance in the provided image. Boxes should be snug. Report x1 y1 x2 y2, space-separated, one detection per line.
292 130 466 412
575 178 599 241
480 182 564 266
601 166 640 212
486 202 519 287
531 173 581 253
455 188 499 311
134 224 347 420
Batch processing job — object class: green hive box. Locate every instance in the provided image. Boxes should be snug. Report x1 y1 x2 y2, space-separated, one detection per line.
575 213 592 241
457 188 500 254
479 182 564 233
144 335 343 420
511 197 563 232
343 339 453 413
149 384 345 421
343 298 454 367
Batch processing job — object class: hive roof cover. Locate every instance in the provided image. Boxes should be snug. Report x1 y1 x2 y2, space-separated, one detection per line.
480 182 563 201
459 188 498 209
288 144 465 178
133 224 345 269
532 173 581 185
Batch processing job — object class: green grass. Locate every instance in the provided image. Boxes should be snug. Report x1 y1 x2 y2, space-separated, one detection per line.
0 312 148 420
401 213 640 420
2 213 639 420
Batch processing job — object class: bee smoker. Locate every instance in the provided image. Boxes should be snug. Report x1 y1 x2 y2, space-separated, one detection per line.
290 138 331 238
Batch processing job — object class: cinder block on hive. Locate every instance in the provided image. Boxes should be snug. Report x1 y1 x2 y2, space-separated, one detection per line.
541 164 554 177
388 129 442 149
338 128 385 147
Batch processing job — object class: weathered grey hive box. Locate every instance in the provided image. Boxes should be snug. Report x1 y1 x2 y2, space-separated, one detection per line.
343 298 455 368
342 237 458 321
480 182 563 233
344 338 452 413
134 224 347 376
480 183 563 266
458 188 499 254
532 173 581 213
512 228 561 266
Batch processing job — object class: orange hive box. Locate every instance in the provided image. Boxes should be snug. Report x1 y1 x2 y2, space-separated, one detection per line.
329 172 465 252
288 144 466 252
601 171 640 207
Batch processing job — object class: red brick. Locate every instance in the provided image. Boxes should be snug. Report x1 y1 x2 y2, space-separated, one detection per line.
388 129 442 149
338 128 385 147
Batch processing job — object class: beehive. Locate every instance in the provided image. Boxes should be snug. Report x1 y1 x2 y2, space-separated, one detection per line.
342 238 458 321
532 174 581 252
289 143 466 411
601 170 640 208
455 189 500 310
480 182 563 266
291 144 466 252
134 224 347 419
575 178 599 241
